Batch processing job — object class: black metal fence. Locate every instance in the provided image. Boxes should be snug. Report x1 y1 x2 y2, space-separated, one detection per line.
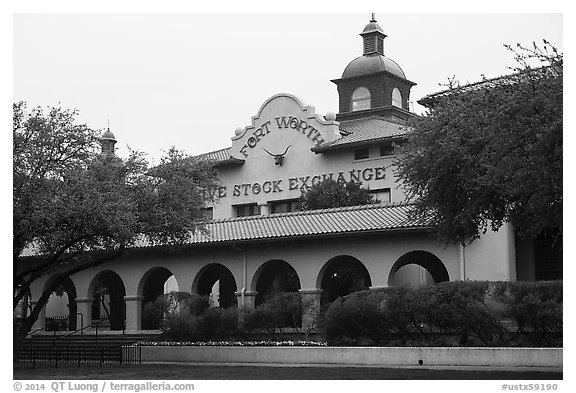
14 343 141 369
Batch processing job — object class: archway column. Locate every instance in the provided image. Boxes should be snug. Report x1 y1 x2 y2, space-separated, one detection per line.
124 296 143 331
235 291 257 308
75 297 93 332
299 289 322 330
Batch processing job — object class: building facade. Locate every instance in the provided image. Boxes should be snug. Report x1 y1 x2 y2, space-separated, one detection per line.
22 17 544 334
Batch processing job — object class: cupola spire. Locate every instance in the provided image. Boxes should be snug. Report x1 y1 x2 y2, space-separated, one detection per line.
361 14 386 56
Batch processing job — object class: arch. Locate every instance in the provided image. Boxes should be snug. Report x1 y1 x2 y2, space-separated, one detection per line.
351 86 371 111
392 87 403 108
88 270 126 330
251 259 301 306
192 263 238 308
317 255 372 308
138 267 178 330
43 275 77 331
388 250 450 288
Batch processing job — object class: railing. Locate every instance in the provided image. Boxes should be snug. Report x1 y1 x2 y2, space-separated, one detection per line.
25 318 68 340
121 345 142 365
16 317 140 369
45 316 68 331
53 317 110 343
15 342 123 369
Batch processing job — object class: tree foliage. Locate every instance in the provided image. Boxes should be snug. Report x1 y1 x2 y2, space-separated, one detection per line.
13 102 219 353
299 179 376 210
395 41 562 245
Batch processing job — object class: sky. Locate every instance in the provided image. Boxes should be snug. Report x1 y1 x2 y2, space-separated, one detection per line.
12 11 564 164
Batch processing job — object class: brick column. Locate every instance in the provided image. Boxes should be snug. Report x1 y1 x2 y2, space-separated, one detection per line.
124 296 143 332
299 289 323 331
75 297 94 332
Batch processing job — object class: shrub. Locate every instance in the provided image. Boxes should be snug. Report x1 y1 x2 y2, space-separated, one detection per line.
324 290 385 345
323 281 561 347
491 281 562 346
142 296 169 330
241 292 303 335
195 307 240 340
162 315 198 341
180 293 210 317
265 292 302 329
413 281 505 346
241 306 276 334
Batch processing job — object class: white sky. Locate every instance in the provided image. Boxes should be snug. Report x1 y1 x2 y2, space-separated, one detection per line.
12 10 563 163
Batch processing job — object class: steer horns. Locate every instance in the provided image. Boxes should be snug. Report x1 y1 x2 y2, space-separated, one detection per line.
262 145 292 166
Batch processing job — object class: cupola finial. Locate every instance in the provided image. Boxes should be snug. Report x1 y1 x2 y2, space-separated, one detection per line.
371 13 376 22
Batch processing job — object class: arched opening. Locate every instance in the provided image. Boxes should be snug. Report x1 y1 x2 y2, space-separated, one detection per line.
193 264 238 308
90 271 126 330
43 276 77 331
392 87 403 108
388 250 450 288
252 260 301 306
318 255 371 308
351 86 371 111
139 267 178 330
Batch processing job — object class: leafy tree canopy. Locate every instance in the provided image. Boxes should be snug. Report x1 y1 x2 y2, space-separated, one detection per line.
395 41 562 245
13 102 219 352
299 179 376 210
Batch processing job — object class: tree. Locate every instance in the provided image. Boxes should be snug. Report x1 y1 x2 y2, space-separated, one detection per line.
299 179 376 210
395 41 562 245
13 102 219 356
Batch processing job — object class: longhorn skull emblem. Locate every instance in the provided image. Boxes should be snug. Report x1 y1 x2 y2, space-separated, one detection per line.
262 145 292 166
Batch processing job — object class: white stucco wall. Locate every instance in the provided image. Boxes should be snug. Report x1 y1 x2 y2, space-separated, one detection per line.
210 94 405 219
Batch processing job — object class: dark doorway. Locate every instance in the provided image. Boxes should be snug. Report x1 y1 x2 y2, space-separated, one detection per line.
195 264 238 308
254 260 301 306
319 256 371 308
91 271 126 330
140 267 175 329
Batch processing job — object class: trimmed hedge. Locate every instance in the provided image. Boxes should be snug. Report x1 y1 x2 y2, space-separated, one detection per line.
324 281 562 347
160 292 302 341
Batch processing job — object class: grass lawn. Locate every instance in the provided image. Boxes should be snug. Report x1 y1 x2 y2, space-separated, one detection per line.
14 364 562 380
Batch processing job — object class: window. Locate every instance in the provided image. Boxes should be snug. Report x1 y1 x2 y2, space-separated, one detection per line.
235 204 261 217
352 87 371 112
370 188 391 203
380 142 395 156
392 87 402 108
354 148 369 160
270 199 301 214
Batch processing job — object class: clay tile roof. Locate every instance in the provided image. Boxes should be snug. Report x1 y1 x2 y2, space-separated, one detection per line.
19 203 431 257
193 147 231 162
313 117 410 152
184 202 430 245
192 147 244 166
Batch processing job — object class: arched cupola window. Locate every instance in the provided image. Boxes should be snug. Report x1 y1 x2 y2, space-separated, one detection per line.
392 87 402 108
352 87 371 112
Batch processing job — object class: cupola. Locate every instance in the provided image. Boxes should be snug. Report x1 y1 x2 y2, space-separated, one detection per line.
100 127 117 156
331 15 417 122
